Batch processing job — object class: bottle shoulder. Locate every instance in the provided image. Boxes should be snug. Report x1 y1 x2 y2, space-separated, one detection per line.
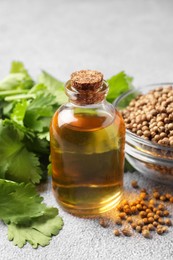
51 101 124 131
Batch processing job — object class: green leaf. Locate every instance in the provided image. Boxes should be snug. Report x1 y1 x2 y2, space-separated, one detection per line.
39 70 64 89
0 74 27 90
0 89 28 98
107 71 133 103
29 83 48 94
8 208 63 248
10 61 31 80
38 71 68 105
0 180 46 224
0 61 34 91
11 100 27 125
6 147 42 184
5 93 35 101
0 120 42 184
24 93 56 132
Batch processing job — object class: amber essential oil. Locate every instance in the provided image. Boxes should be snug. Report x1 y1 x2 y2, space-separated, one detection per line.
50 70 125 216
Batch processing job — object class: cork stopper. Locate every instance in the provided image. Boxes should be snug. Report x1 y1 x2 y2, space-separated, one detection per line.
71 70 103 91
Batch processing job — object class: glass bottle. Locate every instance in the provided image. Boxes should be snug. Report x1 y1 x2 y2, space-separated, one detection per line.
50 70 125 216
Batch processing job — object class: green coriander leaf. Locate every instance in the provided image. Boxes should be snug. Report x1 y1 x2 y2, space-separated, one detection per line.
29 83 48 94
0 73 27 90
0 120 24 161
38 71 68 105
5 93 35 101
11 100 27 125
0 120 42 183
0 89 28 98
107 71 133 103
39 70 64 89
6 147 42 184
10 61 31 79
0 61 34 90
24 93 56 132
37 131 50 141
8 208 63 248
0 180 46 224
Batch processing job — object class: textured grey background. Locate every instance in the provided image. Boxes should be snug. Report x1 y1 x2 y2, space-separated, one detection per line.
0 0 173 259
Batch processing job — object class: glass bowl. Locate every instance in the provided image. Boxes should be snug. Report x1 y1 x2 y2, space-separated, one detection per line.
114 83 173 185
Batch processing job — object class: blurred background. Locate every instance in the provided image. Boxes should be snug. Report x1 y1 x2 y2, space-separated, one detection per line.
0 0 173 84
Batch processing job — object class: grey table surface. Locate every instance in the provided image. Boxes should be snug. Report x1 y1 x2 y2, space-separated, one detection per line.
0 0 173 259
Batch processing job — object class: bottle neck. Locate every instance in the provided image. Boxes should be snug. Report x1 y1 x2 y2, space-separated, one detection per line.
65 80 109 106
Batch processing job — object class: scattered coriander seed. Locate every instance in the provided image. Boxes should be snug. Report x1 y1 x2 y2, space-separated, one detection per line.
99 219 109 228
119 212 126 220
165 193 172 200
142 225 149 231
142 229 151 239
131 223 136 229
140 200 147 206
130 202 136 207
148 224 155 231
165 219 172 226
123 207 132 215
148 217 154 224
137 220 144 227
146 209 152 214
147 213 154 218
170 197 173 203
154 215 159 221
115 217 122 225
163 210 169 217
153 192 160 199
162 226 168 233
158 204 165 211
156 210 164 217
160 195 166 202
113 229 121 236
117 204 123 212
131 180 139 189
149 199 155 205
153 221 158 227
143 205 147 210
131 206 137 214
140 211 147 218
136 225 142 233
158 218 165 225
122 228 132 237
148 204 154 210
127 216 133 223
121 199 129 206
153 208 157 213
140 192 148 200
157 227 164 235
123 205 130 210
143 218 148 225
136 204 143 211
157 225 163 229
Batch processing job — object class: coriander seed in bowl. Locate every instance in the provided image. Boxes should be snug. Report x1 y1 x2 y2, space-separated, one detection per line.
114 83 173 185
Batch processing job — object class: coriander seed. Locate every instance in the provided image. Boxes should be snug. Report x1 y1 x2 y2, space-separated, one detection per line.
99 218 109 228
142 229 151 239
122 228 132 237
131 180 138 189
113 229 121 236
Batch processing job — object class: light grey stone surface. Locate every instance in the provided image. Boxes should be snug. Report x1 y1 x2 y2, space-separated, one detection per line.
0 0 173 259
